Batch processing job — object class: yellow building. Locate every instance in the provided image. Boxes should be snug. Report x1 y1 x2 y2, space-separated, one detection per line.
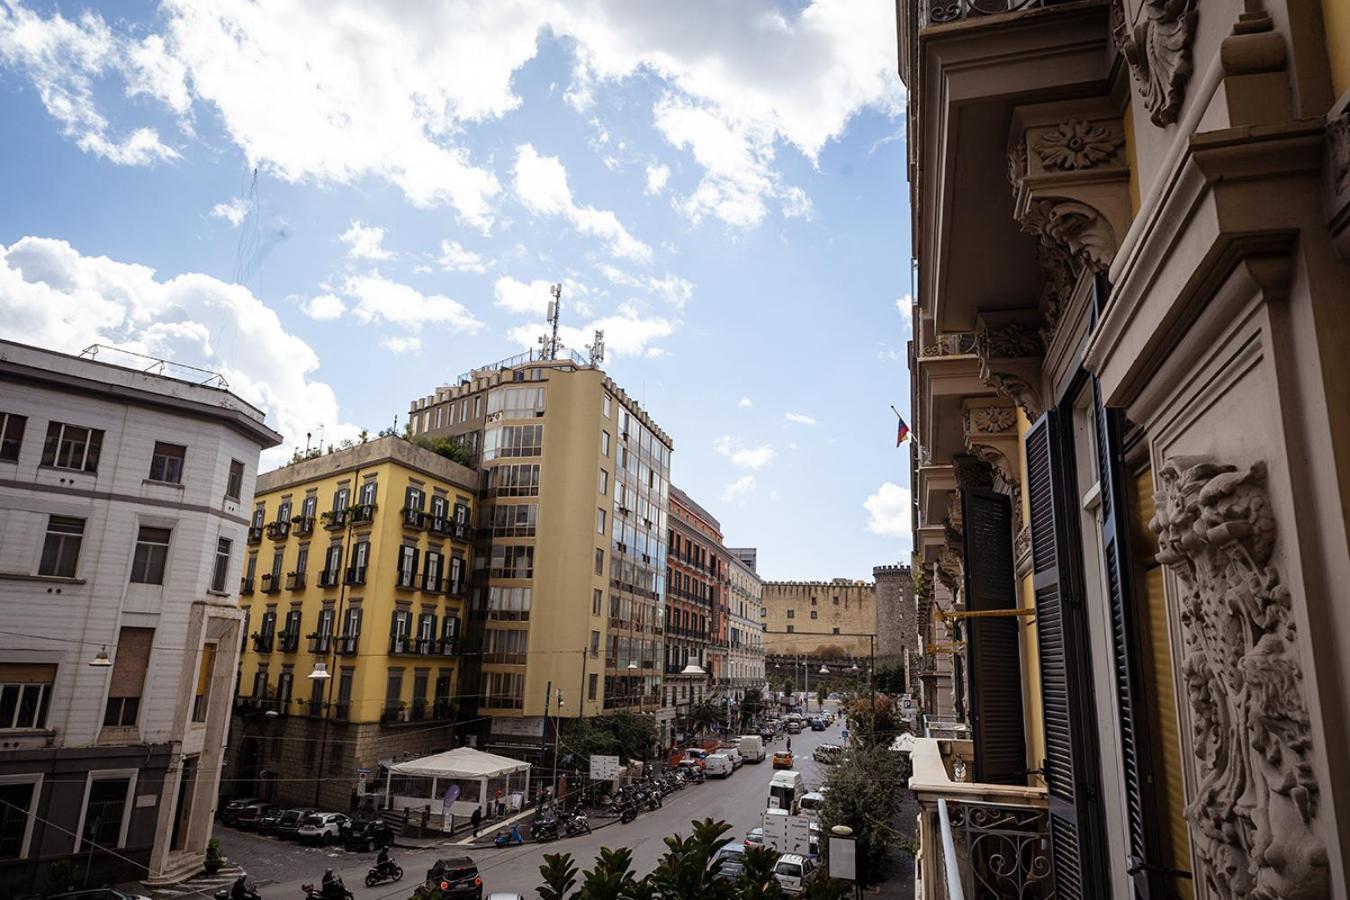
226 435 476 810
409 353 673 751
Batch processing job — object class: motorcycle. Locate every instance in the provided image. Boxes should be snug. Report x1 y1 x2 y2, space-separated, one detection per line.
529 813 560 843
364 858 403 887
300 884 352 900
494 824 524 847
563 810 591 836
213 877 260 900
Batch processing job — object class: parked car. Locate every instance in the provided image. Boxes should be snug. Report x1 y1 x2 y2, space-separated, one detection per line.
275 807 316 840
785 720 802 734
218 795 261 826
799 792 826 820
427 856 484 900
298 811 350 844
47 891 152 900
745 827 765 847
813 744 842 765
738 735 766 762
257 805 285 835
344 817 396 851
704 752 734 778
718 745 743 769
772 751 794 769
712 842 747 882
810 718 826 731
774 854 817 894
233 802 270 830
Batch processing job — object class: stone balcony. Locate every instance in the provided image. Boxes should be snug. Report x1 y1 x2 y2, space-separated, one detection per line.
910 737 1055 900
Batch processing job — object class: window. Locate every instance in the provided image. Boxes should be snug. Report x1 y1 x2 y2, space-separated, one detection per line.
148 442 186 484
323 544 342 582
786 625 795 633
404 485 424 512
832 627 840 634
396 545 420 588
424 550 443 592
810 611 818 619
600 430 611 457
590 630 600 655
191 643 216 724
484 502 537 537
103 627 153 727
595 548 604 575
0 780 37 859
448 555 465 594
786 609 795 619
41 421 103 473
833 597 840 606
358 480 377 505
596 507 607 534
81 777 131 850
130 527 172 584
39 516 84 578
484 586 532 621
332 485 350 511
593 589 602 616
482 424 543 460
0 664 55 730
210 538 232 592
294 544 309 576
485 463 540 497
588 673 598 701
599 468 608 495
489 545 534 579
0 413 26 463
486 385 546 419
602 394 612 417
226 460 245 501
483 672 525 709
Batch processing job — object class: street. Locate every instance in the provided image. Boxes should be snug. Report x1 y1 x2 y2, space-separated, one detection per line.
216 711 844 899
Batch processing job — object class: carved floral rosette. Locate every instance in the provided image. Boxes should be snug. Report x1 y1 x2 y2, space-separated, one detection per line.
1149 459 1328 899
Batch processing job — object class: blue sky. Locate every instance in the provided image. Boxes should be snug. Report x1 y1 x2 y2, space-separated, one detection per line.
0 0 913 581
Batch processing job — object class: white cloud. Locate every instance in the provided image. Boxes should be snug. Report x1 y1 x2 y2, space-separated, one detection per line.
513 144 651 262
300 293 346 321
506 301 673 358
714 435 776 470
494 276 554 315
785 412 817 426
342 272 482 333
864 482 912 538
876 345 899 361
211 199 249 227
0 3 179 165
598 265 693 309
339 220 394 261
897 293 912 315
722 474 757 502
438 240 487 273
645 163 670 195
380 335 422 354
738 396 753 409
0 235 358 466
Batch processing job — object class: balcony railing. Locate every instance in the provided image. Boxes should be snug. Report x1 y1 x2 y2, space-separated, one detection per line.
277 631 300 653
317 568 340 588
335 634 359 656
240 576 255 596
260 573 281 594
322 509 348 530
344 565 367 586
919 332 978 358
247 526 264 544
402 507 426 529
430 518 472 541
285 571 305 590
395 571 418 591
265 520 290 540
910 737 1054 900
293 515 315 536
350 503 376 525
308 632 332 654
251 632 274 653
921 0 1057 28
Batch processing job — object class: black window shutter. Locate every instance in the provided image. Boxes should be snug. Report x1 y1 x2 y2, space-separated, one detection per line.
1092 384 1165 898
1026 409 1109 900
960 483 1025 785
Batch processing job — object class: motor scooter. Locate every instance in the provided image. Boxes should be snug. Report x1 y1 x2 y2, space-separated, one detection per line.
364 855 403 886
529 813 560 842
213 876 260 900
494 823 524 847
564 809 591 836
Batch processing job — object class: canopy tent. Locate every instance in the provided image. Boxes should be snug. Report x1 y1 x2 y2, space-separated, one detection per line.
384 748 531 823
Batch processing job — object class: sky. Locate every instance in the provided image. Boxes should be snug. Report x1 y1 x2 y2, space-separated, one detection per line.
0 0 914 582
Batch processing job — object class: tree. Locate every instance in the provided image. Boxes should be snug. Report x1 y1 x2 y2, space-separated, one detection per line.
738 687 765 728
577 847 639 900
688 699 722 738
538 852 579 900
874 663 906 695
736 845 786 900
561 711 657 764
818 744 911 886
647 818 737 900
410 433 476 466
844 693 901 750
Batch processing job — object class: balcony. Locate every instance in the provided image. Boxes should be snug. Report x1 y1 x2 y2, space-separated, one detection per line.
919 0 1061 29
247 526 264 544
402 507 426 530
240 576 255 596
910 737 1054 900
250 632 274 653
277 631 300 653
334 634 359 656
260 573 281 594
308 632 332 654
285 571 305 590
344 565 366 586
317 568 340 588
422 575 443 595
265 520 290 540
350 503 376 525
293 515 315 536
395 571 418 591
322 509 348 531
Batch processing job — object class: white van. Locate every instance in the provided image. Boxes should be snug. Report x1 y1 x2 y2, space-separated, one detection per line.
767 770 805 813
799 791 825 820
738 734 766 762
705 752 734 778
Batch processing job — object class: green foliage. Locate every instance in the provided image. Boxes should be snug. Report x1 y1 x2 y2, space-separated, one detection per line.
538 852 580 900
562 711 657 764
410 434 476 465
736 844 786 900
205 837 224 863
874 663 906 695
737 687 765 728
819 744 912 886
647 818 737 900
46 859 79 891
844 694 901 750
577 846 639 900
688 699 722 737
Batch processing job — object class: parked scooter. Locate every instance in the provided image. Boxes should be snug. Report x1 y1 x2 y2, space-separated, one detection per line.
364 850 403 887
494 824 524 847
530 812 560 842
214 875 260 900
564 809 592 836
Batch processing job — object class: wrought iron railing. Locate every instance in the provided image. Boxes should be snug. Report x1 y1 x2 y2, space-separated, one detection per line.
920 332 978 358
941 799 1055 898
922 0 1059 27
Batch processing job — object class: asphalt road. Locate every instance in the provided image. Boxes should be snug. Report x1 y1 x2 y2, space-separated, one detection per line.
217 708 845 899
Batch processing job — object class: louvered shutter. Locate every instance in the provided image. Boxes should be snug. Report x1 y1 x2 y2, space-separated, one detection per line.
960 485 1025 785
1092 384 1165 897
1026 410 1109 900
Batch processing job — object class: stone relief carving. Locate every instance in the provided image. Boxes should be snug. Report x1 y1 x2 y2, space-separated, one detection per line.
983 322 1045 359
1119 0 1199 127
1033 119 1125 170
1007 139 1028 191
967 405 1017 435
980 371 1043 422
1149 459 1328 899
1329 108 1350 195
1020 198 1117 272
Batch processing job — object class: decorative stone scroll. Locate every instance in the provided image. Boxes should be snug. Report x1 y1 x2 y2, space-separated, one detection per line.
976 312 1047 421
1020 198 1117 273
1149 459 1328 899
1118 0 1199 127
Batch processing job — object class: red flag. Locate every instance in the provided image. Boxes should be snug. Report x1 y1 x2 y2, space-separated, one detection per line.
896 416 910 446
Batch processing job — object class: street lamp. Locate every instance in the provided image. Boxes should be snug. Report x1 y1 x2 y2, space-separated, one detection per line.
88 645 112 667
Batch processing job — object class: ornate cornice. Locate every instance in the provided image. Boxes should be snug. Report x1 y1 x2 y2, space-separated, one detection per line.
1120 0 1199 127
1150 458 1328 898
1033 119 1125 171
975 312 1046 421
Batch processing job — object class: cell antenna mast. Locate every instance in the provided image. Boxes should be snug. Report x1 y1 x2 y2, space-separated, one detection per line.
589 329 605 366
545 283 563 361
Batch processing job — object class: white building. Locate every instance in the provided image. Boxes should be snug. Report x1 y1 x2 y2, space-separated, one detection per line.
726 548 765 696
0 341 281 890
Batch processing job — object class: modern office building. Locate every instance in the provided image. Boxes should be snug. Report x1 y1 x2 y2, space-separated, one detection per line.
225 436 476 811
900 0 1350 895
726 550 766 697
407 352 672 754
0 340 281 890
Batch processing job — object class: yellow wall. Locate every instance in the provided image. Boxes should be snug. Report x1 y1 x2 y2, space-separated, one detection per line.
237 451 473 724
1324 0 1350 97
1015 408 1046 787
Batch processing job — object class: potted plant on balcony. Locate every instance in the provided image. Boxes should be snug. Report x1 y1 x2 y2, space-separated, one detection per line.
276 629 294 647
204 837 226 875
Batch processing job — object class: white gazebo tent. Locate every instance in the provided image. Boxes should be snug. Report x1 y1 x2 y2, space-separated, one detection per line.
384 747 531 825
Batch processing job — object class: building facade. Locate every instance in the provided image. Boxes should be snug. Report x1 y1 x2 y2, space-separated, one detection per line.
0 341 280 890
900 0 1350 896
726 551 765 697
762 579 878 661
663 486 721 741
408 353 672 755
225 436 475 811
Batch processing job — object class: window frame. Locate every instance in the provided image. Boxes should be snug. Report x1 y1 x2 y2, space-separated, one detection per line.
147 441 187 484
41 421 104 473
210 538 232 593
225 460 245 501
0 773 44 860
0 413 27 463
130 526 173 585
74 769 138 852
39 516 85 578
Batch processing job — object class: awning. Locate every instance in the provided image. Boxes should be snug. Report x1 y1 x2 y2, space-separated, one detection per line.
387 747 530 779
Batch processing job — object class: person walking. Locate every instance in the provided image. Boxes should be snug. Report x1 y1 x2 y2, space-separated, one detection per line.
471 806 482 838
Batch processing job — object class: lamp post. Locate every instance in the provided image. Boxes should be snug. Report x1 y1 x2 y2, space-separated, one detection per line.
679 661 705 743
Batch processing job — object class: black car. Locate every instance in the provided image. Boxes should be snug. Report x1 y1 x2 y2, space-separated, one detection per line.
344 818 395 852
257 806 285 835
426 856 483 900
234 801 271 830
219 796 261 826
275 806 316 840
